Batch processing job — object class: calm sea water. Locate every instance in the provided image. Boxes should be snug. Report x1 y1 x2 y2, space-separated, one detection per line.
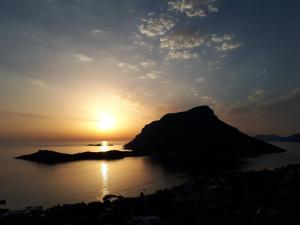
242 142 300 171
0 141 299 209
0 141 189 210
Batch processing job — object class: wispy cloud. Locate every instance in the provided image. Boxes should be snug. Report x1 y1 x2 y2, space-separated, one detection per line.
0 110 50 119
113 92 158 116
160 32 205 50
117 62 139 71
210 34 241 51
140 61 155 68
195 77 205 83
217 42 241 51
0 110 98 122
134 34 156 51
140 71 161 79
138 13 175 37
267 88 300 105
90 29 107 36
256 68 268 77
247 90 268 102
166 50 199 60
160 32 204 60
135 1 240 62
74 54 93 63
224 88 300 134
168 0 219 17
27 78 59 90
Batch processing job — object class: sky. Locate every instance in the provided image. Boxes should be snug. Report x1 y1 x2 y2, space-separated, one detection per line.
0 0 300 142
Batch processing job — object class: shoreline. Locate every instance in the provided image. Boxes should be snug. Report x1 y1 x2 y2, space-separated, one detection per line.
2 164 300 224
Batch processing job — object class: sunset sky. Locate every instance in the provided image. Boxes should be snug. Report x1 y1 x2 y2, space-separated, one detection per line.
0 0 300 142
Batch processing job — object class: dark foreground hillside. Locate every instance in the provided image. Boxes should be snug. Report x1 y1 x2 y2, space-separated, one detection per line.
2 164 300 225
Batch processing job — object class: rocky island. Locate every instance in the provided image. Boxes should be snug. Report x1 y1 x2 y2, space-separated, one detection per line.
87 143 114 146
16 150 143 164
125 106 284 155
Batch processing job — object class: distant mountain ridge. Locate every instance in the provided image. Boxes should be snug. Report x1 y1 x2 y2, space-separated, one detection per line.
255 134 300 142
125 106 284 156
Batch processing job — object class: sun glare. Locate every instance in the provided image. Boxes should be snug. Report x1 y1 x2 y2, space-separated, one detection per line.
100 141 109 152
98 113 115 131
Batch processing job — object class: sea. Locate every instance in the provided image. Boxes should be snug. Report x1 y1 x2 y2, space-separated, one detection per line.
0 141 299 209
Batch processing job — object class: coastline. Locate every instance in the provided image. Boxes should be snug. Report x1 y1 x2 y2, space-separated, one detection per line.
2 164 300 225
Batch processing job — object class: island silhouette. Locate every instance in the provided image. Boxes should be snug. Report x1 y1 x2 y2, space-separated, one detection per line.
16 106 284 165
125 106 283 155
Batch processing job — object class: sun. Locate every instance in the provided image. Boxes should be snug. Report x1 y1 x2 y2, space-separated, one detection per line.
98 113 115 131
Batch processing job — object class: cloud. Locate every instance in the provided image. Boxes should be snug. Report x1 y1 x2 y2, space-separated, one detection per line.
117 62 139 71
0 110 97 122
159 32 240 59
113 91 159 116
160 32 205 50
91 29 106 36
211 34 235 43
223 88 300 134
166 50 199 60
134 39 156 51
146 71 160 79
133 34 156 51
218 42 241 51
168 0 218 17
266 88 300 106
256 68 268 77
74 54 93 62
247 90 268 102
139 71 161 79
160 32 204 60
138 14 175 37
195 77 205 82
135 4 239 61
208 60 222 70
199 96 218 104
210 34 241 51
140 61 155 68
27 78 59 90
0 110 50 119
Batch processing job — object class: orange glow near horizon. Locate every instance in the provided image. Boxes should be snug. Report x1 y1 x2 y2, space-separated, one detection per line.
0 91 158 143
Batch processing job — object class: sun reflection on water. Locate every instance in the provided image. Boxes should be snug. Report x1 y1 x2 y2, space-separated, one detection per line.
99 141 109 152
100 161 109 197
